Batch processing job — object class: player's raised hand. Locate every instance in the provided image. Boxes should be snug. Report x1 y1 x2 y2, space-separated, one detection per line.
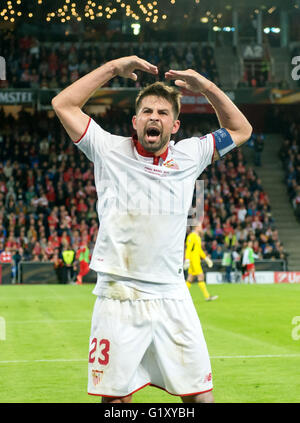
165 69 213 93
111 56 158 81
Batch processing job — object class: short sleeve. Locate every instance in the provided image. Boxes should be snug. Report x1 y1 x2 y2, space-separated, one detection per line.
74 118 119 163
195 133 215 175
176 134 215 177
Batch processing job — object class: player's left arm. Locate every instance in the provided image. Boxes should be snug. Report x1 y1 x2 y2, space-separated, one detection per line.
198 240 207 260
199 248 213 268
165 69 253 162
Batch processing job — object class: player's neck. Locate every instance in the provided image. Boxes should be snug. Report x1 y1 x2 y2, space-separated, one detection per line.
132 135 169 160
153 144 169 157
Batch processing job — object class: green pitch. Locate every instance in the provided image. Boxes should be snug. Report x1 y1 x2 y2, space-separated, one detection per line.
0 283 299 403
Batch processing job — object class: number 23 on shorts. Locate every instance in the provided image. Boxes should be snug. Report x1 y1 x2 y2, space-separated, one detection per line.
89 338 110 365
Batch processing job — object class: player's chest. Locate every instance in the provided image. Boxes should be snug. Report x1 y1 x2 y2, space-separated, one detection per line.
100 150 197 214
104 146 196 180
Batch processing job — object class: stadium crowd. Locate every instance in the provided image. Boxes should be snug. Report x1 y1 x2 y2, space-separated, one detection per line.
277 107 300 222
0 31 219 90
199 149 287 264
0 105 287 282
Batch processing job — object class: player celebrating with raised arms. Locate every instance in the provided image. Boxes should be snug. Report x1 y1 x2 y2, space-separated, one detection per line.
52 56 252 404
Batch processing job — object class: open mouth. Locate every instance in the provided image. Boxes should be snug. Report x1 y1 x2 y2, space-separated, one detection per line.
146 126 161 142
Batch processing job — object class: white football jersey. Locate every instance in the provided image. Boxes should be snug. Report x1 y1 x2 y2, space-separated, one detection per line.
75 117 215 284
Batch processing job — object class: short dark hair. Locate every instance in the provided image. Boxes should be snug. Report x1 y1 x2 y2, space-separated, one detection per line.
135 82 181 119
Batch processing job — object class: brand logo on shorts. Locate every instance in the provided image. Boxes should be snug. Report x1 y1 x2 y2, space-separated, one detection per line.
92 369 103 386
203 372 212 383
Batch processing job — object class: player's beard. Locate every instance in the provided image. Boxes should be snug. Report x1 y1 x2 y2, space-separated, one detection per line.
138 127 170 154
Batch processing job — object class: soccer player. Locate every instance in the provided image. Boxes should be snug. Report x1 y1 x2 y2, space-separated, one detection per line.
184 225 218 301
242 240 259 283
75 243 90 285
52 56 252 403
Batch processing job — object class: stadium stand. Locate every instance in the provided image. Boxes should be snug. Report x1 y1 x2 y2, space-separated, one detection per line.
0 31 219 90
276 110 300 222
2 7 299 279
0 104 288 281
200 150 287 263
237 106 300 271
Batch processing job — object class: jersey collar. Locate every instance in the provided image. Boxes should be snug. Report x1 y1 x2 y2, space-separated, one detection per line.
132 134 169 166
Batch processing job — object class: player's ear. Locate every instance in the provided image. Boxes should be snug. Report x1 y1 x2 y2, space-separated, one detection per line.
132 115 137 130
171 119 180 135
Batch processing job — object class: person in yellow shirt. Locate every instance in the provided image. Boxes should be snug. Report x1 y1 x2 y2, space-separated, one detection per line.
184 225 218 301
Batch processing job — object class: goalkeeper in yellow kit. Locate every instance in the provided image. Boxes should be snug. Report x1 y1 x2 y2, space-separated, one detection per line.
184 225 218 301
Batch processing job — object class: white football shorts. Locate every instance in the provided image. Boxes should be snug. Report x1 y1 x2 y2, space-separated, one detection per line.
87 296 213 398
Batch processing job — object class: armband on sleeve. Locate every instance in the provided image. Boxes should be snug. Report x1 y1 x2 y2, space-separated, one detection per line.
212 128 236 158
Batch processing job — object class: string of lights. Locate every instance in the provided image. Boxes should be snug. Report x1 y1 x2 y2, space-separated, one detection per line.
1 1 299 28
0 0 236 25
0 0 181 24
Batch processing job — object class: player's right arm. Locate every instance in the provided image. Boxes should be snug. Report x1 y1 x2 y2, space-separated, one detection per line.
51 56 158 143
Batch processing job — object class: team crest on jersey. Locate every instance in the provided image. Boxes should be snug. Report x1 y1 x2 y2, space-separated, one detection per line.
163 159 179 170
92 369 103 386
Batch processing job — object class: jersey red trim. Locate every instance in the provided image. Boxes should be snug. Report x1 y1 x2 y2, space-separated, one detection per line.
150 384 213 397
88 383 213 398
73 117 91 144
132 134 169 164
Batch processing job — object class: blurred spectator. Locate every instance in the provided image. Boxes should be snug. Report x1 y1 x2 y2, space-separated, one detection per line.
2 34 219 89
211 245 223 260
0 246 12 263
201 144 284 261
222 248 232 283
277 113 300 223
61 245 75 283
253 134 265 167
12 247 23 283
